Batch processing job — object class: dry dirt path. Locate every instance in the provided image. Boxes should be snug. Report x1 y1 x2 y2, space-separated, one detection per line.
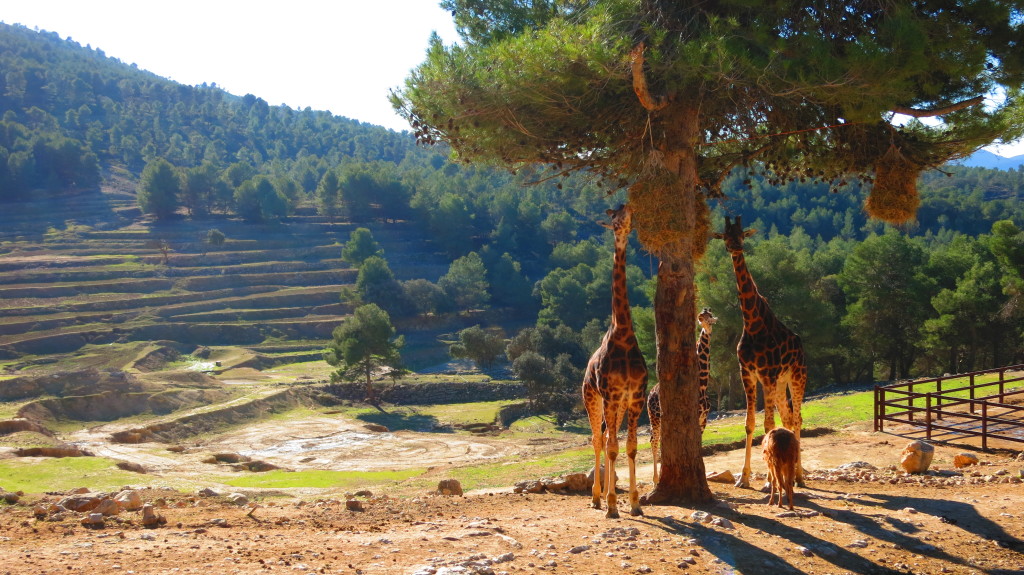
1 430 1021 575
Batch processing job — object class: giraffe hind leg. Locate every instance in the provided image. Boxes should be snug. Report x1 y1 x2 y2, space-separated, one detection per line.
603 403 624 519
584 389 605 510
626 395 645 517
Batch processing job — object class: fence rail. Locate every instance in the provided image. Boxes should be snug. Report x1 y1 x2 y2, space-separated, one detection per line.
874 364 1024 450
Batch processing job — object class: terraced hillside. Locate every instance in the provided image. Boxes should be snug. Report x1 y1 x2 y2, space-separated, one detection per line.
0 186 455 371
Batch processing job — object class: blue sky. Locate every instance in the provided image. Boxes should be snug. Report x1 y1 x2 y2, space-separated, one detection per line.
3 1 1023 157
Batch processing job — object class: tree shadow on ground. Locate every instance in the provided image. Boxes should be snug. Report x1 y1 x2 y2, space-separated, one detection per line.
632 509 905 575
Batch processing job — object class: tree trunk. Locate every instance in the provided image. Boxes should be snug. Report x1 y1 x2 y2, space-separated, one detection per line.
641 102 712 505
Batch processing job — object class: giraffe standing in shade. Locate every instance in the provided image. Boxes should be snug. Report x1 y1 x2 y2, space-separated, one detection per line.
582 204 648 518
714 216 806 489
647 307 717 483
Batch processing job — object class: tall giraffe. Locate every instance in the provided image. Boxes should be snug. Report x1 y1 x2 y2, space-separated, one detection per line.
582 204 648 518
647 307 717 483
714 216 807 489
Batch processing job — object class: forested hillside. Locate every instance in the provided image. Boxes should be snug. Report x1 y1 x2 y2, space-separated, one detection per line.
1 22 1022 417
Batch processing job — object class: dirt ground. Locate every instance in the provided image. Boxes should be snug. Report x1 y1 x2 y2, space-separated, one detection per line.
2 425 1022 575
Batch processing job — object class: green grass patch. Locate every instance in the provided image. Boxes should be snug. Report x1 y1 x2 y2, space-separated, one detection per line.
442 447 595 492
337 400 519 432
0 457 153 493
220 468 424 489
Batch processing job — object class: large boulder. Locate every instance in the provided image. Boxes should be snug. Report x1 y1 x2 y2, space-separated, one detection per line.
900 440 935 474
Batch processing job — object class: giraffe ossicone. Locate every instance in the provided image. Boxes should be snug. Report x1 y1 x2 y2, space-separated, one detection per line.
582 204 648 518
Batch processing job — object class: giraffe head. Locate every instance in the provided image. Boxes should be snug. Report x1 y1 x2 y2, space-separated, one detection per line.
600 204 633 237
698 307 718 332
713 216 756 253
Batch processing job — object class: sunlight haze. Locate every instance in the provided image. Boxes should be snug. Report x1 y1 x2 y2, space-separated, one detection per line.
1 0 459 132
2 1 1023 157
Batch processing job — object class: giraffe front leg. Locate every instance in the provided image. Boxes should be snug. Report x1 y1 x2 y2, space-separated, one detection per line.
736 367 758 489
647 389 661 484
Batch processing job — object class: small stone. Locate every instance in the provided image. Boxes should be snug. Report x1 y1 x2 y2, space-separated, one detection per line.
706 470 735 484
114 490 143 511
227 493 249 506
568 545 590 554
690 511 711 523
197 487 219 497
81 513 104 527
346 499 365 512
94 498 120 516
710 517 734 529
141 504 165 528
953 453 980 468
678 557 697 566
796 546 813 557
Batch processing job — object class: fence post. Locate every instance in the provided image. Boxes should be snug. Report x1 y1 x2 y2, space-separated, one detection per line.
969 373 976 408
908 381 914 422
982 402 988 451
874 386 879 431
936 378 943 421
925 392 932 440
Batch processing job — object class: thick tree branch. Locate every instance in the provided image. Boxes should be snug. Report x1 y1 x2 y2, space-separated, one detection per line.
631 42 669 112
892 96 984 118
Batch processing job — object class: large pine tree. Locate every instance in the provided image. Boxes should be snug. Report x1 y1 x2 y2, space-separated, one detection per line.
393 0 1024 503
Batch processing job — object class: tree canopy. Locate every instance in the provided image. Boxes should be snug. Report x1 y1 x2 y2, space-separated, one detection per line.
394 0 1024 503
324 303 406 404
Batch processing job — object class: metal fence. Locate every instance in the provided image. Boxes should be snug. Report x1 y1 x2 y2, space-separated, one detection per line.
874 364 1024 450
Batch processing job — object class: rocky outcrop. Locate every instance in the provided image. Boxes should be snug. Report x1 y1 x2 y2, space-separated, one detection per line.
110 388 311 443
0 418 54 437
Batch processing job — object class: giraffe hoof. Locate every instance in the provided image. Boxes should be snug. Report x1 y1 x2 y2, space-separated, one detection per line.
735 478 751 489
630 508 644 517
605 509 620 519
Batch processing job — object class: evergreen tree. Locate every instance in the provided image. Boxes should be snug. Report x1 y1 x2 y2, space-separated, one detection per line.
342 227 384 267
324 303 406 404
439 251 490 311
315 169 342 222
137 158 180 219
449 325 507 369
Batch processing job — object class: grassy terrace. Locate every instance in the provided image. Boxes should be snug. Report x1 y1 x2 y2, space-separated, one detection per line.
0 371 1020 495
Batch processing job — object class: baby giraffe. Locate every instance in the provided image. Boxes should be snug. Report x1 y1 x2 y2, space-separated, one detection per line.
762 427 799 510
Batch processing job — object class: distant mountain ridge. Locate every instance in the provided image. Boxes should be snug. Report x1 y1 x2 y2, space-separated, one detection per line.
961 149 1024 170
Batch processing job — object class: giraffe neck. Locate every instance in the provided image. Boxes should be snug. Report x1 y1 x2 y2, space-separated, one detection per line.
698 327 712 353
729 250 773 333
610 231 633 333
